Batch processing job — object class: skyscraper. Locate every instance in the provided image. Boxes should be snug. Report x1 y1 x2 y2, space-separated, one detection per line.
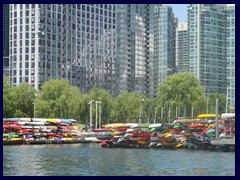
8 4 178 98
9 4 117 95
116 4 156 97
156 5 177 86
188 4 227 95
176 22 188 72
116 4 177 97
3 4 10 76
225 4 235 111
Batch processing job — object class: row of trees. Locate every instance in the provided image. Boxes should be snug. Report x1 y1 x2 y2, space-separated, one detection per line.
3 72 227 124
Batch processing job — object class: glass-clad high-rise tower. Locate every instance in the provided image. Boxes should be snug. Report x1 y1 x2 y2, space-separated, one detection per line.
176 22 188 72
116 4 177 97
9 4 117 95
225 4 235 111
116 4 156 97
188 4 227 95
3 4 10 76
8 4 178 98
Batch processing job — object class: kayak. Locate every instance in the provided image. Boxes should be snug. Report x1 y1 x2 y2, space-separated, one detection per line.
149 123 162 128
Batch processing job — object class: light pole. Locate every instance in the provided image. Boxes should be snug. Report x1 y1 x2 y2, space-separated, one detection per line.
206 89 209 114
139 99 144 125
33 91 39 118
88 100 95 131
161 107 163 122
33 99 36 118
154 107 157 124
99 102 102 128
95 101 101 129
168 107 171 123
226 89 229 113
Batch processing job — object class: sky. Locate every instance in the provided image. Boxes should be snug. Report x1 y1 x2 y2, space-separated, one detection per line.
165 4 188 22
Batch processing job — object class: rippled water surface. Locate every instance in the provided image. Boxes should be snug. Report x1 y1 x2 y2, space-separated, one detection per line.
3 143 235 176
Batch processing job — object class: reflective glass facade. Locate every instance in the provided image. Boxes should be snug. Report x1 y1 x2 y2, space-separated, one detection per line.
156 6 177 85
116 4 155 97
9 4 117 95
3 4 10 76
188 4 227 95
116 5 177 97
176 22 188 72
225 5 235 111
8 4 178 98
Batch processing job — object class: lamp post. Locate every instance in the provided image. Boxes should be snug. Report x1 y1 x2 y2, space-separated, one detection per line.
88 100 95 132
139 99 144 125
33 91 39 118
95 101 101 129
161 107 163 122
226 89 229 113
168 107 171 123
33 99 36 118
99 102 102 128
154 107 157 124
206 89 209 114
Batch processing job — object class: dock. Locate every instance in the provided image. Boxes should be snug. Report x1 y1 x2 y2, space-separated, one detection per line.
209 138 235 152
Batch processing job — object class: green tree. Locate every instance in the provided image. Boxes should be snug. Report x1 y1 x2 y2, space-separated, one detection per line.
3 77 36 118
87 87 113 125
35 79 83 120
208 93 226 115
111 92 147 123
12 83 36 117
3 76 15 118
157 72 206 119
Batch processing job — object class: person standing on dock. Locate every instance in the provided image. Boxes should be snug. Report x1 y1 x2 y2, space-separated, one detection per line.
85 124 88 132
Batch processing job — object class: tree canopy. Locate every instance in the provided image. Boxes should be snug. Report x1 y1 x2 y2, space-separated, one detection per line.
3 74 229 123
3 76 36 117
110 92 147 123
208 93 226 114
157 72 206 118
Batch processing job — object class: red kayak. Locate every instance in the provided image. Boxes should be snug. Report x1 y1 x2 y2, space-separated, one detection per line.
91 128 109 132
3 124 22 129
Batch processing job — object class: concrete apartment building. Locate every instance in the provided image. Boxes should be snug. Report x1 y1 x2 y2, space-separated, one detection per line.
5 4 234 107
7 4 177 98
8 4 117 95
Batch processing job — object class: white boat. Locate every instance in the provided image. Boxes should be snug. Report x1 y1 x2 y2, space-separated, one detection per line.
24 122 45 126
149 123 162 128
221 113 235 119
32 118 47 122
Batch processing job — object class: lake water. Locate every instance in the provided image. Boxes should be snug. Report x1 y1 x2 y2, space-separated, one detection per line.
3 143 235 176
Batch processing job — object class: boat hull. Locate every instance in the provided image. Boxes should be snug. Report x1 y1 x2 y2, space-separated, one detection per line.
3 139 25 145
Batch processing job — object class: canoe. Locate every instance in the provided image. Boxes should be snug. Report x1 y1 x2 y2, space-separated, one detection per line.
188 124 207 128
3 137 25 145
3 118 20 121
46 119 56 123
150 128 156 132
206 129 215 134
3 134 20 138
173 125 182 129
91 128 109 132
149 123 162 128
206 133 216 137
124 123 139 127
31 118 47 122
3 124 22 129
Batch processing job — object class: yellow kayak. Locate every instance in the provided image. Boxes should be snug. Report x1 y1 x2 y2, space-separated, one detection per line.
46 119 56 123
